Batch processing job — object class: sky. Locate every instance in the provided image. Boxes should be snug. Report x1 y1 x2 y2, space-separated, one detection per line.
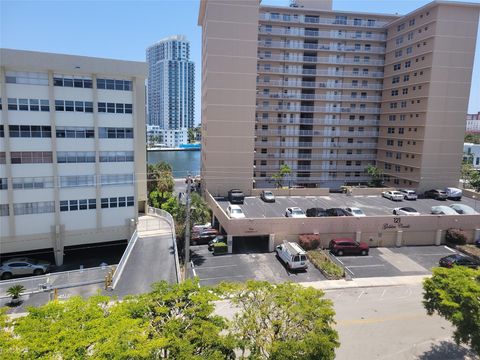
1 0 479 125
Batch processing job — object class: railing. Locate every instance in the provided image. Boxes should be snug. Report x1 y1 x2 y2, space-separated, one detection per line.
258 53 385 66
255 153 377 161
256 105 381 114
258 41 386 54
255 117 380 126
255 141 377 148
256 164 369 171
256 79 383 90
111 230 138 289
258 27 387 41
255 129 379 137
257 92 382 102
258 67 384 79
259 13 389 28
148 206 181 284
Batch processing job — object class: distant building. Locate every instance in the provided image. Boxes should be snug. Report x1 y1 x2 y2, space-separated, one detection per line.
0 48 147 264
464 143 480 169
466 112 480 132
146 35 195 130
146 125 188 148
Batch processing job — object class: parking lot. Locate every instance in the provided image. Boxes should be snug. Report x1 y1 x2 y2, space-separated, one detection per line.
190 244 459 285
216 193 479 218
334 245 458 278
190 245 326 286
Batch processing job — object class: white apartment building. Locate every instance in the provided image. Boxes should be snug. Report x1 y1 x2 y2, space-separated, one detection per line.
146 125 188 148
464 142 480 169
0 49 147 265
466 112 480 132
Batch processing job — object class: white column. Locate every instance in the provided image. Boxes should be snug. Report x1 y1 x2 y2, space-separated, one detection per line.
269 234 275 252
355 231 362 243
227 235 233 254
395 230 403 247
435 229 442 246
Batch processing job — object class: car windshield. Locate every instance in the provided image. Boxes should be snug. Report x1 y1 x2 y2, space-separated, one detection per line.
352 209 363 214
403 207 416 212
232 209 242 214
292 209 303 214
264 192 273 196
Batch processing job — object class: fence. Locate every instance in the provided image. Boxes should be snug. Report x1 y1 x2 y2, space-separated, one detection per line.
111 230 138 289
148 206 181 283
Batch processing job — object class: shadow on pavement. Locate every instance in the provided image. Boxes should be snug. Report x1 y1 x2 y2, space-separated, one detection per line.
417 340 476 360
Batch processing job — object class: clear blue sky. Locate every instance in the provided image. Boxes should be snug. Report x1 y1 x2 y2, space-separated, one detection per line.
1 0 479 124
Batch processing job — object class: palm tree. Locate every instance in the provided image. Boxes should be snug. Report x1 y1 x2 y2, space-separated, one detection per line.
7 285 25 305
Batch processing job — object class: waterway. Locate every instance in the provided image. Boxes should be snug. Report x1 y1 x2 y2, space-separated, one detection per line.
147 150 200 178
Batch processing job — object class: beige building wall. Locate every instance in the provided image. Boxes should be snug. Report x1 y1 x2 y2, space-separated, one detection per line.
198 0 259 195
379 2 480 191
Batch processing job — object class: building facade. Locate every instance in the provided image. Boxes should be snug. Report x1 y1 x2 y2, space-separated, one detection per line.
466 112 480 132
464 142 480 169
146 125 188 148
146 35 195 131
0 49 147 265
198 0 479 195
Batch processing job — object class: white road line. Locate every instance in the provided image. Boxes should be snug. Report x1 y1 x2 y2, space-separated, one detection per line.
193 264 238 270
414 253 455 256
345 264 385 268
381 289 386 298
367 195 378 198
199 275 246 281
444 246 456 253
356 290 365 302
345 267 355 275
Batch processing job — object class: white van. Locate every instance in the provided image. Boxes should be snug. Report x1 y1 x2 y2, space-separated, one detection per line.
275 241 308 270
445 187 462 201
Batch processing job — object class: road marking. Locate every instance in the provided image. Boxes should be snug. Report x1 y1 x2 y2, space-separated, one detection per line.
346 264 385 268
367 195 378 198
356 290 365 302
444 246 456 253
194 264 238 270
381 289 386 298
199 275 246 281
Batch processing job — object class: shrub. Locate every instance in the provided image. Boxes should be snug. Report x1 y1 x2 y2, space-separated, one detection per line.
213 242 228 255
445 228 468 246
298 234 320 250
307 250 344 279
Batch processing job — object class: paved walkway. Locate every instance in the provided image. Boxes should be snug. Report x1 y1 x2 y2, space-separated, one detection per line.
112 215 178 297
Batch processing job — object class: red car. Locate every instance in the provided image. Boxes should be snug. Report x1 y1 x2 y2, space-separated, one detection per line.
329 238 369 256
191 228 218 245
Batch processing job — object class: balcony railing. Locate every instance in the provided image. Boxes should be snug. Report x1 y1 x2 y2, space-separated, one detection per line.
255 164 369 171
256 105 381 114
255 153 377 160
259 13 390 28
255 129 379 137
258 67 384 78
254 141 378 148
257 92 381 102
258 53 385 66
258 27 387 41
258 40 386 54
256 79 383 90
255 117 380 126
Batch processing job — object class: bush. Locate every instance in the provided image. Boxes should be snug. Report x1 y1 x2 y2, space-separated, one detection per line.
298 234 320 250
445 228 468 246
213 242 228 255
307 250 344 279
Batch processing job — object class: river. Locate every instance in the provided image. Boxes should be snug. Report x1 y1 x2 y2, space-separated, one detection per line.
147 150 201 178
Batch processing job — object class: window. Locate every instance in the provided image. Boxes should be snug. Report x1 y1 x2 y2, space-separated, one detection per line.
405 61 411 68
388 115 396 121
99 174 134 186
409 19 415 26
387 140 394 146
393 63 401 71
398 128 405 134
97 102 132 114
390 102 397 109
54 74 92 88
402 88 408 95
99 127 134 139
100 196 134 209
96 78 132 91
395 36 403 45
392 76 400 84
57 152 95 163
9 125 51 138
391 90 398 96
11 152 52 164
6 71 49 85
403 75 410 82
56 127 94 139
406 47 412 55
408 32 414 40
99 151 134 162
60 175 95 188
400 101 407 108
395 49 403 58
13 201 55 215
397 23 405 31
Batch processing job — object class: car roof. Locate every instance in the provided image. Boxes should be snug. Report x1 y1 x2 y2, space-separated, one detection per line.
3 257 33 263
229 204 242 209
332 237 354 242
399 189 415 192
400 207 417 212
289 207 302 210
348 207 362 211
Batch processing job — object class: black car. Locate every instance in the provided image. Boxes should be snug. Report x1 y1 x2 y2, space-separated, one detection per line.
228 189 245 204
439 254 479 269
424 189 448 200
306 208 327 217
208 235 227 251
326 208 353 217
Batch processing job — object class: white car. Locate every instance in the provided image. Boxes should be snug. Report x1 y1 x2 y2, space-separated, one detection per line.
285 207 306 218
393 207 420 216
227 205 245 219
275 242 308 270
345 207 366 217
398 189 418 200
382 191 404 201
431 206 458 215
450 204 478 215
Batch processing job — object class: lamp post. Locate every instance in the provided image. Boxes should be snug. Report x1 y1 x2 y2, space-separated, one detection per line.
473 195 477 211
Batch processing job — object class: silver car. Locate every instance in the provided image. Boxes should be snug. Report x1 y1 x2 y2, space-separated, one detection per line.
0 258 50 280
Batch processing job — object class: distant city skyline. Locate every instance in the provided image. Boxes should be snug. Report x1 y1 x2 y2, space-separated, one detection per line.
1 0 479 123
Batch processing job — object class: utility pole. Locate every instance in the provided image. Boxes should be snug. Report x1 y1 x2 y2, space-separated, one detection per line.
184 174 191 279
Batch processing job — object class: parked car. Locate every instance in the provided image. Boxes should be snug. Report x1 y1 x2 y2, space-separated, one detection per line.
326 208 353 217
381 191 404 201
0 258 51 280
191 228 219 245
445 187 462 201
228 189 245 204
450 204 478 215
192 222 212 233
306 207 327 217
424 189 448 200
275 242 308 271
439 254 479 269
475 237 480 247
431 205 458 215
260 190 275 203
285 207 306 218
329 238 369 256
227 205 245 219
208 235 227 251
345 207 366 217
393 207 420 216
398 189 418 200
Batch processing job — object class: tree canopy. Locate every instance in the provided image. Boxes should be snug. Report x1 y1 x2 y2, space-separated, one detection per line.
423 267 480 356
271 164 292 188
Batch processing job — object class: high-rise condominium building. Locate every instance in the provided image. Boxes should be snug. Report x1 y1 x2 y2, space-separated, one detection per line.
0 49 147 265
146 35 195 134
198 0 480 194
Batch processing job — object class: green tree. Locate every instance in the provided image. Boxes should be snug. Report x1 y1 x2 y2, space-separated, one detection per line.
188 128 195 143
148 162 175 207
225 281 339 359
190 192 211 226
470 171 480 191
271 164 292 188
465 133 480 144
147 161 173 195
423 267 480 356
365 164 384 187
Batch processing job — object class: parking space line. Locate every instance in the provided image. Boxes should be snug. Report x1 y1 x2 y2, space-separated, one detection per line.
444 246 456 253
346 264 385 268
199 275 246 281
193 264 238 270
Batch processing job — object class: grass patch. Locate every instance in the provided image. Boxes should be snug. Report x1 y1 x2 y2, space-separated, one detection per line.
307 250 344 280
457 245 480 261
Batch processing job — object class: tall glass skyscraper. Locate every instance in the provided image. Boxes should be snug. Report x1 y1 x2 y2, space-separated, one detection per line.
146 35 195 129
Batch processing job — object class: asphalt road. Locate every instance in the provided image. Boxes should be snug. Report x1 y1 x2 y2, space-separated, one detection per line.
216 193 479 218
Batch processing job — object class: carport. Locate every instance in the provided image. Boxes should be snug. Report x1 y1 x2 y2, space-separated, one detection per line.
232 235 271 254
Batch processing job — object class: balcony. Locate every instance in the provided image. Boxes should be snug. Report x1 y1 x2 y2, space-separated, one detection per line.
258 67 384 78
258 26 387 41
258 53 385 66
255 117 380 126
256 104 381 114
255 153 377 161
255 129 379 137
256 79 383 90
257 92 382 102
255 164 369 171
258 13 389 28
254 140 378 148
258 40 386 54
